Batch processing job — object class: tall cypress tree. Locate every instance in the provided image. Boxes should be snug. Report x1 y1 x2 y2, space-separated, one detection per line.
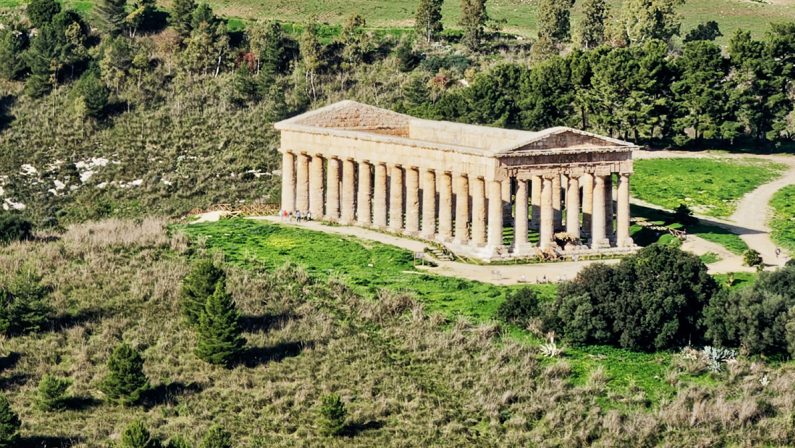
415 0 444 45
0 21 29 81
0 394 20 448
195 282 245 367
537 0 574 45
180 259 226 326
578 0 609 49
101 342 149 406
459 0 488 51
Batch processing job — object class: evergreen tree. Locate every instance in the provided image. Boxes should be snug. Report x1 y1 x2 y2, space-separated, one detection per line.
300 20 322 101
339 14 368 67
127 0 157 37
318 393 347 436
621 0 685 45
199 425 232 448
464 63 525 127
0 270 51 336
519 56 574 129
459 0 488 51
0 394 20 448
73 69 110 119
415 0 444 45
26 0 61 28
0 21 30 80
684 21 722 42
195 282 245 366
24 24 60 97
578 0 609 49
171 0 198 39
165 435 193 448
120 420 158 448
94 0 128 36
537 0 574 47
180 259 226 326
182 17 230 77
230 66 260 106
36 374 71 411
253 21 285 85
101 342 149 406
191 3 218 29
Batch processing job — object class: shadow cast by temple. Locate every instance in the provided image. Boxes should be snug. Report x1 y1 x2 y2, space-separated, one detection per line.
0 352 21 372
140 381 204 409
62 395 101 411
19 435 82 448
343 420 385 437
239 311 295 334
48 308 107 332
235 340 314 368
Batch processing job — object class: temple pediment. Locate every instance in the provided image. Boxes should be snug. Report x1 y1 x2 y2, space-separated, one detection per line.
501 127 635 154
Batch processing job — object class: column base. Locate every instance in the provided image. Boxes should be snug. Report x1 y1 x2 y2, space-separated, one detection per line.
618 237 635 248
511 244 536 257
436 235 454 244
590 238 611 250
421 232 436 241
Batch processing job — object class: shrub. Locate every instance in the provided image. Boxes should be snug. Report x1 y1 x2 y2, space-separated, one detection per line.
181 259 227 326
120 420 158 448
36 374 71 411
195 282 245 366
496 287 540 326
318 393 347 436
164 436 193 448
100 342 149 406
0 394 20 448
0 213 33 244
0 270 51 336
743 249 763 267
199 425 232 448
548 245 717 351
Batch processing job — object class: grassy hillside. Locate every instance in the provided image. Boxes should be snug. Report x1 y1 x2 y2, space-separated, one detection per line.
2 0 793 43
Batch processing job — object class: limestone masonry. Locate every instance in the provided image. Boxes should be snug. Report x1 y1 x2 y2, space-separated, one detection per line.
275 101 638 261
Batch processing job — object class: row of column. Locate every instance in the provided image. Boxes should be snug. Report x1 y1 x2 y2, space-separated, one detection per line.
281 151 632 255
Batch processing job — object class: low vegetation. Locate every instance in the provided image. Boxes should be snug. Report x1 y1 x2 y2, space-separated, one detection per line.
770 184 795 254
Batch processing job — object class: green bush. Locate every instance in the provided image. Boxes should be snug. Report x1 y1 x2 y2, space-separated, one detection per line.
547 245 718 351
195 282 246 367
36 374 71 411
164 435 193 448
181 259 226 326
120 420 159 448
199 425 232 448
0 270 51 336
496 287 540 327
318 393 347 436
100 342 149 406
743 249 763 267
0 212 34 245
0 394 20 448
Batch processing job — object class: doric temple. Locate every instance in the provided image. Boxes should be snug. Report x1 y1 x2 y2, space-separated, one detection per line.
275 101 638 260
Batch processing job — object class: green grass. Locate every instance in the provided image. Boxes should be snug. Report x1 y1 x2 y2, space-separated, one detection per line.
632 158 786 218
770 185 795 255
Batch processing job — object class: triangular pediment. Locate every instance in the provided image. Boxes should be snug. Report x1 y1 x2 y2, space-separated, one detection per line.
502 127 634 153
275 100 410 134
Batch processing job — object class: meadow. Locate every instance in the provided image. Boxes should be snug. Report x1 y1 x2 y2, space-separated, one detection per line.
771 185 795 253
631 157 786 218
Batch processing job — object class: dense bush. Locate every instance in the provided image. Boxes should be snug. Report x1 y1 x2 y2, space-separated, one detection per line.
705 266 795 357
744 249 763 267
0 213 33 244
318 393 347 436
181 259 227 326
101 342 149 406
546 245 718 351
195 282 245 366
496 287 540 327
0 394 20 448
36 374 71 411
0 270 51 335
120 420 158 448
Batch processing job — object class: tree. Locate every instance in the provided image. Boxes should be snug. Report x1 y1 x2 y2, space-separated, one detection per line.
463 63 525 127
200 425 232 448
164 436 193 448
120 420 158 448
519 56 574 129
24 24 60 97
0 394 20 448
94 0 128 36
36 375 71 411
578 0 609 49
127 0 158 37
0 270 51 336
0 20 30 80
318 394 347 436
744 249 763 268
171 0 197 39
181 6 231 78
26 0 61 28
0 212 33 244
299 20 323 101
339 14 368 68
415 0 444 45
251 21 286 84
101 342 149 406
181 259 226 326
684 21 722 42
195 282 245 366
537 0 574 47
621 0 685 45
496 287 540 327
73 69 110 119
459 0 488 51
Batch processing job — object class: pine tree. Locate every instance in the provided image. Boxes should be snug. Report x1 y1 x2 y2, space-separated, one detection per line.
672 40 729 142
171 0 197 39
26 0 61 28
0 394 20 448
181 259 226 326
415 0 443 45
318 394 347 436
94 0 128 36
24 24 60 97
120 420 158 448
0 21 30 80
74 69 110 119
459 0 488 51
199 425 232 448
255 21 285 86
0 270 51 336
621 0 685 45
537 0 574 46
578 0 609 49
195 282 245 366
300 20 322 101
101 342 149 406
36 374 71 411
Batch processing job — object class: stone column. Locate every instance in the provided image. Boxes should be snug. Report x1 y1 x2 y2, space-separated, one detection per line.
281 152 295 213
373 163 388 228
421 169 436 239
471 177 486 247
617 173 633 247
356 161 372 226
487 180 504 256
438 171 453 241
295 153 310 213
581 173 593 236
566 175 581 240
605 174 614 240
539 176 555 250
552 174 562 231
309 155 324 218
326 158 340 220
405 167 420 234
340 159 356 224
530 175 542 230
389 165 404 231
591 175 608 248
454 174 469 244
513 179 530 254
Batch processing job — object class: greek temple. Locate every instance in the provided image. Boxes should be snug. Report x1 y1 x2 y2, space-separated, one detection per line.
275 101 638 260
